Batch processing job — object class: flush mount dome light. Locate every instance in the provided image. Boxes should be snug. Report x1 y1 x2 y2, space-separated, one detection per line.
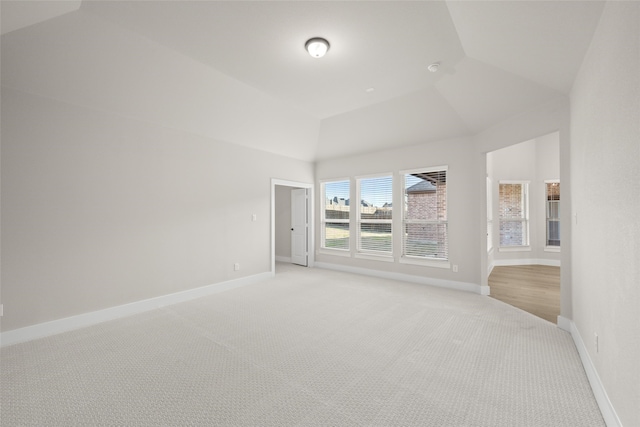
305 37 330 58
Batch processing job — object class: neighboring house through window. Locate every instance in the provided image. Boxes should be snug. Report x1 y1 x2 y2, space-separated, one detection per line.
402 167 448 263
499 181 530 248
321 179 350 251
356 175 393 256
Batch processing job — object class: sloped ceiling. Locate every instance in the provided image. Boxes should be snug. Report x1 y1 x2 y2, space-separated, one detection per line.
1 1 605 162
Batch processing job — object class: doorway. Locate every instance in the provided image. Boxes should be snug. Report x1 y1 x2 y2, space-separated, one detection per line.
485 132 561 323
271 179 314 274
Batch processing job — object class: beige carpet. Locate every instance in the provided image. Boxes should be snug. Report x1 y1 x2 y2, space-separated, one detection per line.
1 263 604 426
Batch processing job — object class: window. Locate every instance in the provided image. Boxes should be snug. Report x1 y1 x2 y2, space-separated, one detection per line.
499 181 529 247
321 180 350 250
546 181 560 247
357 175 393 255
402 168 448 260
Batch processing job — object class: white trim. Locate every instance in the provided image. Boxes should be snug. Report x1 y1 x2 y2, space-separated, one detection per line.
557 315 571 333
354 252 394 262
354 171 394 181
275 255 292 263
315 262 489 295
399 256 451 269
544 246 561 253
399 164 448 176
0 272 271 347
491 258 561 268
487 262 495 276
499 180 532 185
569 320 622 427
498 246 532 252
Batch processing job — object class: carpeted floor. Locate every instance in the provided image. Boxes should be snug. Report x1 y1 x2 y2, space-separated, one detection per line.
1 263 604 426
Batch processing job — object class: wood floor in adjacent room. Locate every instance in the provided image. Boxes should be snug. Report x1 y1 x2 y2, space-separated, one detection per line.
488 264 561 324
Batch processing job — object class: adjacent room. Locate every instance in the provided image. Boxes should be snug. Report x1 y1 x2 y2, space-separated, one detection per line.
1 1 638 425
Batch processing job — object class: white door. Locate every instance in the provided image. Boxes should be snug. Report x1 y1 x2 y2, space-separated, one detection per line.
291 188 308 266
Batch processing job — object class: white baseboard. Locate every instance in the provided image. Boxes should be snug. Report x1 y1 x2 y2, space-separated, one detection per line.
568 320 622 427
275 255 292 263
491 258 561 268
315 262 489 295
0 272 271 348
557 315 572 333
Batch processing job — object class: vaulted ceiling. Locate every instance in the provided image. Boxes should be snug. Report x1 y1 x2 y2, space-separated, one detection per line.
1 1 605 162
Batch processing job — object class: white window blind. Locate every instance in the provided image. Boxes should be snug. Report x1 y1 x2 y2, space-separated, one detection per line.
499 182 529 247
402 168 448 260
321 180 350 250
357 175 393 254
546 181 560 247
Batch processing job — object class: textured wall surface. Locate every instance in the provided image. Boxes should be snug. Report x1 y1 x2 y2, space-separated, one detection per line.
1 87 314 331
570 2 640 425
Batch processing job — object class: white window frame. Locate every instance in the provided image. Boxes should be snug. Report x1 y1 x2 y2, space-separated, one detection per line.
498 180 531 252
355 173 393 260
544 180 561 252
399 166 450 269
320 178 351 255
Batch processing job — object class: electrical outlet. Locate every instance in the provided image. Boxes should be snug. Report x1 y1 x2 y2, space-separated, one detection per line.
452 265 459 273
234 263 240 271
252 214 257 222
0 304 3 317
594 332 599 353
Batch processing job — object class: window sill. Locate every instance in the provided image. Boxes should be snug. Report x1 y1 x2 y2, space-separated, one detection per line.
318 248 351 257
355 252 394 263
544 246 561 253
400 256 451 269
498 246 531 252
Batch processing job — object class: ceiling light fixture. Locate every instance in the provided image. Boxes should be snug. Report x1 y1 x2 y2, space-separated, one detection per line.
305 37 330 58
428 62 440 73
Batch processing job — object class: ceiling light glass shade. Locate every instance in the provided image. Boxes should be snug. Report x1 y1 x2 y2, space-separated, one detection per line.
305 38 330 58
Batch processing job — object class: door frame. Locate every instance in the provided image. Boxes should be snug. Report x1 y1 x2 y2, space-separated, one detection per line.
270 179 314 275
290 188 309 266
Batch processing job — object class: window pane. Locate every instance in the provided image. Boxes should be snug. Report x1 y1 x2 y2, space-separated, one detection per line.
358 175 392 254
404 223 448 259
324 180 350 220
403 169 448 260
547 200 560 219
360 223 392 252
322 180 350 250
499 182 529 246
360 176 393 219
324 222 349 249
546 182 561 247
547 221 560 246
500 220 527 246
499 183 524 219
404 171 446 221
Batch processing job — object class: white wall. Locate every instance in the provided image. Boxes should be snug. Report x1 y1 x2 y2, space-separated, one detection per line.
570 2 640 425
487 132 561 266
315 137 481 288
0 87 314 332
